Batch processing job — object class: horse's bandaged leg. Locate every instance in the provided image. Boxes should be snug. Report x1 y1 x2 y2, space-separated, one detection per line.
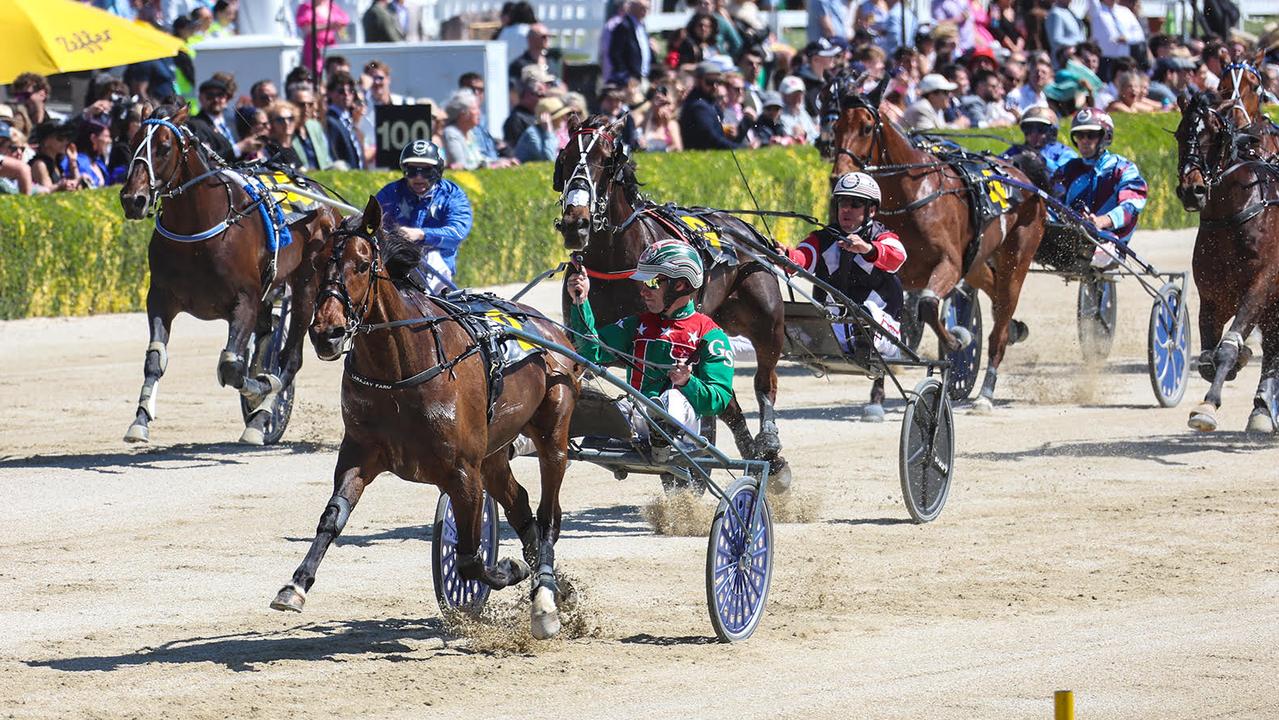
217 350 246 388
318 495 353 537
242 373 283 413
136 341 168 420
980 366 998 400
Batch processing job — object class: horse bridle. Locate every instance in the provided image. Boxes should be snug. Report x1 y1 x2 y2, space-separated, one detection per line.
559 126 627 234
128 119 197 215
1179 98 1249 189
1222 61 1262 125
317 226 385 350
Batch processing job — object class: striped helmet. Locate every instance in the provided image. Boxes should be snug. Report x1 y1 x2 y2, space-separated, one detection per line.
832 171 882 204
1069 107 1114 150
631 239 704 288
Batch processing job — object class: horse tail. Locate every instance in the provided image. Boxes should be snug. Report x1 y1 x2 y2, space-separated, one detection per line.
1007 150 1051 192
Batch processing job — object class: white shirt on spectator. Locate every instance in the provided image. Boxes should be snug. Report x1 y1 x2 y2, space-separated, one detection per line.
902 98 948 131
1008 84 1046 112
1087 0 1130 58
780 105 819 143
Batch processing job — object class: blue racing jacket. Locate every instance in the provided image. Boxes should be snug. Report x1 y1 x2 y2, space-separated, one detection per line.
1051 150 1148 245
1001 140 1079 178
374 177 473 273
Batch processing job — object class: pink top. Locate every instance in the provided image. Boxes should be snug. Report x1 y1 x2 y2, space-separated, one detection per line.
297 1 351 74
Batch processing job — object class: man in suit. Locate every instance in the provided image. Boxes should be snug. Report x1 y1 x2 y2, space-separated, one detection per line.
188 78 260 160
607 0 651 86
680 62 753 150
325 72 364 170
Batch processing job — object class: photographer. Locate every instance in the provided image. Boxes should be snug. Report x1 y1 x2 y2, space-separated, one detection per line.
29 121 81 193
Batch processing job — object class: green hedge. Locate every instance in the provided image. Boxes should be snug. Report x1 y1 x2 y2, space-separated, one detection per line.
0 111 1237 319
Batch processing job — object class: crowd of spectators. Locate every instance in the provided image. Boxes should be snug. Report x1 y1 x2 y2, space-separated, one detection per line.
3 0 1279 195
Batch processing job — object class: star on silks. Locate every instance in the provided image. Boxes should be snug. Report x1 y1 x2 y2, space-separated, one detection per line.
660 326 675 339
685 330 700 345
637 322 649 336
397 198 417 221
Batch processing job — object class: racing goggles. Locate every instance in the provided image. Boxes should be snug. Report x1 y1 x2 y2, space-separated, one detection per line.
637 276 668 289
404 165 440 179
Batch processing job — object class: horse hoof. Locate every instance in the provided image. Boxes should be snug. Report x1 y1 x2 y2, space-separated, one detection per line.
217 351 244 388
970 396 994 415
1009 320 1030 345
530 586 561 640
1246 410 1275 435
1187 403 1219 432
270 584 306 612
752 431 781 459
239 426 266 446
769 461 793 493
948 326 974 351
123 423 150 444
497 557 531 587
862 403 886 422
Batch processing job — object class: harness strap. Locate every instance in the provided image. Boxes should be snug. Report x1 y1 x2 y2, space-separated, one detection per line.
154 219 230 242
1200 198 1279 228
344 344 482 391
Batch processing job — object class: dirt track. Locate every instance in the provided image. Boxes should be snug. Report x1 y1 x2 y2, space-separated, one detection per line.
1 228 1277 719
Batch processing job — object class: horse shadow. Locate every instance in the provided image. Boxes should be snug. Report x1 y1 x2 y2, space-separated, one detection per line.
827 517 915 527
24 617 459 673
0 441 333 475
620 632 718 646
967 432 1262 466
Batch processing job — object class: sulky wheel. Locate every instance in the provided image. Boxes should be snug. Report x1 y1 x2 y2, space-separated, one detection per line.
431 491 499 615
899 377 955 523
1147 283 1191 408
240 289 296 444
1077 274 1118 362
705 476 773 643
941 284 982 401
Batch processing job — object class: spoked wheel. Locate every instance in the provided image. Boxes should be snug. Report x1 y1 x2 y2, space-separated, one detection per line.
1077 274 1118 362
901 291 925 354
705 477 773 643
899 377 955 523
239 289 296 445
941 284 982 401
431 492 499 614
1147 283 1191 408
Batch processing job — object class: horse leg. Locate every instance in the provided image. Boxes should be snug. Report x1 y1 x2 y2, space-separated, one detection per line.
270 438 378 612
1188 273 1277 431
719 397 756 459
972 223 1036 414
242 277 316 443
526 401 572 640
452 463 532 591
480 451 538 568
124 293 176 443
865 377 887 422
967 261 1028 345
916 261 968 354
1246 320 1279 434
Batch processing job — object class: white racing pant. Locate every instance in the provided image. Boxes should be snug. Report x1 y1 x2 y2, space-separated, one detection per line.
418 250 454 294
832 300 902 359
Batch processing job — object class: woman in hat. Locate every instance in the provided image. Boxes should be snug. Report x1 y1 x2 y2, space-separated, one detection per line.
514 96 575 162
28 122 79 193
638 83 684 152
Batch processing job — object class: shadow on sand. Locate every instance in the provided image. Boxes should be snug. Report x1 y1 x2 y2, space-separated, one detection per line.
967 432 1265 466
0 441 337 475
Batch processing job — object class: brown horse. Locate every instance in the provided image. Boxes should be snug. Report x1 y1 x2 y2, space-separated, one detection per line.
1174 90 1279 433
1213 48 1266 125
118 105 339 445
554 115 791 485
271 198 580 638
824 75 1046 412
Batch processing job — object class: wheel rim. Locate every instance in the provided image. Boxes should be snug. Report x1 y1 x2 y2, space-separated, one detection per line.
902 380 954 522
1078 278 1117 360
240 293 294 444
1149 290 1190 407
435 493 498 611
710 486 770 637
943 287 981 401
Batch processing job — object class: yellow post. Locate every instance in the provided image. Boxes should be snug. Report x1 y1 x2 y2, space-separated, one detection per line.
1055 690 1075 720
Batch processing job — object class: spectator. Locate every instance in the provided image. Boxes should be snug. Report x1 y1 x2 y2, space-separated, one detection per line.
511 23 552 81
250 80 279 111
8 73 63 137
504 67 550 149
233 106 270 161
324 72 364 169
1148 56 1196 106
325 55 352 79
124 55 178 104
514 96 573 162
880 79 911 126
875 0 917 55
608 1 652 88
263 101 305 169
0 124 34 195
797 38 844 113
189 6 214 43
968 68 1018 126
496 1 537 66
695 0 745 60
363 0 406 43
366 61 407 107
1107 70 1163 113
931 0 977 56
674 12 723 68
1046 0 1086 66
681 61 748 149
902 73 960 130
458 73 505 160
638 83 683 151
64 119 115 188
1096 55 1137 106
808 0 851 44
597 84 641 148
747 91 794 145
28 121 79 193
986 0 1025 54
189 78 259 160
287 84 334 170
962 45 999 76
297 0 351 76
442 89 513 170
208 0 237 38
599 3 627 83
1087 0 1139 80
721 71 758 133
1009 51 1053 112
1200 39 1226 91
778 75 818 143
350 91 375 167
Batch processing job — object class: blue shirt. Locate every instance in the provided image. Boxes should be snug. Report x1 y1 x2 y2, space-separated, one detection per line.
1051 150 1148 244
1001 140 1079 178
374 177 473 273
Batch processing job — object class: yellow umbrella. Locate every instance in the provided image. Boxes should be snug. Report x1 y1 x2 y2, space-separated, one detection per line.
0 0 184 84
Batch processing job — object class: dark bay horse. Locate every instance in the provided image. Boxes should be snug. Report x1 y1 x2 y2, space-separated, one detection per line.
822 74 1046 412
554 115 791 484
1174 91 1279 433
272 198 580 638
119 105 339 444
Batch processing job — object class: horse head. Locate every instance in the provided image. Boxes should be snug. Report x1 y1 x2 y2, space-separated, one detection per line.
120 105 194 220
1215 48 1264 125
1174 90 1229 211
553 113 632 251
827 72 888 185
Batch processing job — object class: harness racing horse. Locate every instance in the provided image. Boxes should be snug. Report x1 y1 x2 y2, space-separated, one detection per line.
821 74 1046 412
1174 91 1279 433
271 198 580 638
554 115 791 485
119 105 340 445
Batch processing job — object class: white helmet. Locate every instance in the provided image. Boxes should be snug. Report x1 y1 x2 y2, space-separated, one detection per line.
832 171 882 204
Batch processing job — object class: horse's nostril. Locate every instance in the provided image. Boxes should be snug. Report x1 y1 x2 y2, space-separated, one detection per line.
325 326 344 340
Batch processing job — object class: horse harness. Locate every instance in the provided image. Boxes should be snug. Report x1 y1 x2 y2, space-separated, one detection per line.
1180 97 1279 229
321 227 548 423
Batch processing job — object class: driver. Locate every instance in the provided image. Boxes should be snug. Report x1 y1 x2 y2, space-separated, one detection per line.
566 239 735 445
373 139 473 293
1001 105 1078 177
1051 107 1148 269
786 172 907 360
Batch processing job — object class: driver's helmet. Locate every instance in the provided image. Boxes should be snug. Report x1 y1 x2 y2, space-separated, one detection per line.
631 239 705 289
1020 105 1059 133
1069 107 1114 150
399 139 443 175
831 171 882 204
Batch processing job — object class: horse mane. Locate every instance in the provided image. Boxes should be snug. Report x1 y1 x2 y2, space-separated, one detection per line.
378 223 425 290
580 114 643 204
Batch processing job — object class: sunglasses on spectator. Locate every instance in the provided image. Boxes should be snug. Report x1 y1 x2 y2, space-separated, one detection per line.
469 84 485 93
637 276 667 289
370 74 387 82
270 115 295 124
